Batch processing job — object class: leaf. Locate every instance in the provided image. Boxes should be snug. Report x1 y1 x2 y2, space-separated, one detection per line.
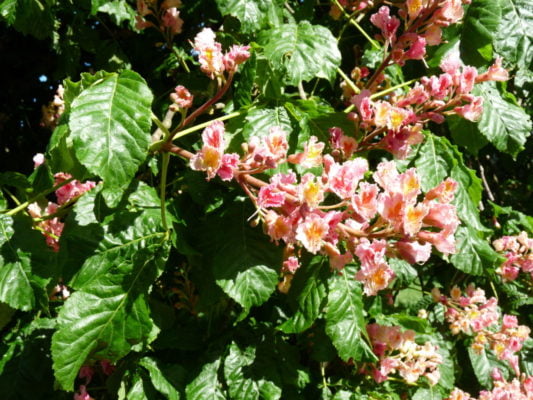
447 115 488 155
93 0 136 26
494 0 533 67
51 210 169 391
0 0 55 40
198 201 281 311
450 226 505 275
185 359 225 400
215 0 284 34
0 215 52 311
241 106 293 141
224 343 265 400
69 70 153 190
468 347 512 388
139 357 183 400
412 388 444 400
388 258 418 286
460 0 502 64
475 82 532 157
414 134 487 232
279 257 329 334
259 21 342 84
325 271 376 362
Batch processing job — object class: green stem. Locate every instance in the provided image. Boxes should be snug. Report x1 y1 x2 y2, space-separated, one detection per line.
369 79 417 100
3 178 75 217
332 0 380 49
337 67 360 95
160 152 170 232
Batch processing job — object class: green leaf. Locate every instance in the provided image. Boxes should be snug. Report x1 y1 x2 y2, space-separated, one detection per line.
51 210 169 391
475 82 532 157
279 257 329 334
69 70 153 191
447 115 488 155
388 258 418 286
450 226 505 275
259 21 341 84
185 359 225 400
93 0 136 26
224 342 281 400
325 271 376 362
493 0 533 67
241 106 293 142
414 134 487 232
0 215 52 311
468 347 512 388
0 0 55 39
199 201 281 311
412 388 444 400
139 357 182 400
215 0 283 34
460 0 502 64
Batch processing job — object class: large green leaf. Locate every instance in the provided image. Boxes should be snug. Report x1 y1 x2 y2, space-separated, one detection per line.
0 215 52 311
199 202 281 311
494 0 533 67
0 0 55 39
139 357 183 400
259 21 341 84
460 0 502 64
278 257 328 334
224 342 281 400
92 0 136 27
447 115 488 155
185 359 225 400
414 134 487 232
51 210 169 391
215 0 283 34
69 70 153 190
450 226 504 275
475 82 531 157
325 271 376 362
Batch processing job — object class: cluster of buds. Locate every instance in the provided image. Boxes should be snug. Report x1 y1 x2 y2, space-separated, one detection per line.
349 54 508 159
370 0 472 66
189 121 460 296
433 285 531 375
492 232 532 281
192 28 251 80
28 155 96 251
446 372 533 400
169 85 194 111
364 323 442 385
136 0 184 37
329 0 372 19
40 84 65 130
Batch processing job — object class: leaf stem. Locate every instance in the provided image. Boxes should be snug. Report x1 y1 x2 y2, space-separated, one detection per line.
369 79 417 100
160 152 170 232
3 178 75 217
337 67 360 95
332 0 380 49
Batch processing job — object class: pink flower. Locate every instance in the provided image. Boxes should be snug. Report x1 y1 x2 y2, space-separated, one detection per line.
190 121 227 180
404 34 427 60
424 25 443 46
258 184 285 208
223 45 251 73
396 240 432 264
193 28 225 79
78 366 94 384
440 52 462 75
33 153 45 168
351 90 373 121
425 178 457 203
54 173 96 205
418 229 456 254
477 57 509 82
296 213 329 254
327 158 368 200
265 211 293 243
74 385 93 400
457 66 478 94
352 182 379 221
288 136 325 168
264 126 288 165
454 96 483 121
217 153 239 181
170 85 193 109
370 6 400 41
161 8 183 35
282 256 300 273
298 173 324 208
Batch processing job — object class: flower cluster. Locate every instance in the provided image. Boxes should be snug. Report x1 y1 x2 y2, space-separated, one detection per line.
192 28 251 79
136 0 183 36
365 323 442 385
28 158 96 251
433 285 531 375
446 373 533 400
492 231 532 281
349 54 508 159
189 121 460 295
